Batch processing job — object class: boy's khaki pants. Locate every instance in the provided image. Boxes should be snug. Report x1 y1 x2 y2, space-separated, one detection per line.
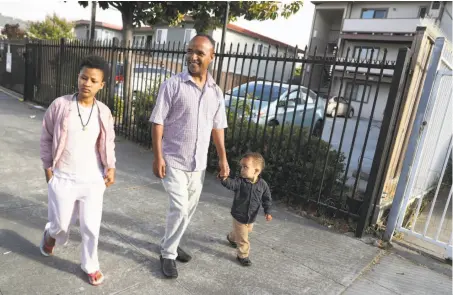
229 218 254 258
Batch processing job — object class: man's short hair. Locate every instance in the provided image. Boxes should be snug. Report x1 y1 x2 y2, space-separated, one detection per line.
243 152 265 171
79 55 109 81
191 34 216 50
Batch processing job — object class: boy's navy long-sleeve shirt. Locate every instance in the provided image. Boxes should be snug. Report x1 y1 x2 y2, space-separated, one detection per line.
221 177 272 224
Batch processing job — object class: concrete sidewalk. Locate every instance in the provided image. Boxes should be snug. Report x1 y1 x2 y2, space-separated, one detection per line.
0 89 449 295
343 244 452 295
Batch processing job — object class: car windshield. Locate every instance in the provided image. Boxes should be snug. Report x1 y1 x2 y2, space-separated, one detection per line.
228 83 288 102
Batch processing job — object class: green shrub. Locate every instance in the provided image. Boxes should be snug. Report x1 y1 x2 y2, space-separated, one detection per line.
207 113 347 209
113 95 124 119
133 87 158 128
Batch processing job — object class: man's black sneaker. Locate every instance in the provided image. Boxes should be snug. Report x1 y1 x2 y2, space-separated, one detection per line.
160 256 178 278
176 247 192 263
227 234 237 248
237 256 252 266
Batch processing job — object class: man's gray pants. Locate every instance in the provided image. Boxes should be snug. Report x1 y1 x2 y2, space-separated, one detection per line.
161 166 206 260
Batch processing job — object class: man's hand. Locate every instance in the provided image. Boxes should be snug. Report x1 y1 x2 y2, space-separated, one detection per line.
265 214 273 222
217 173 228 181
153 156 166 179
45 168 53 183
104 168 116 187
218 159 230 179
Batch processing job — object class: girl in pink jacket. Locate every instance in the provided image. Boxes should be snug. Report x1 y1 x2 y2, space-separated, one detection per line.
39 55 116 286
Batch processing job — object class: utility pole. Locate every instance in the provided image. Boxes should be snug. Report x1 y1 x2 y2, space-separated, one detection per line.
216 1 230 84
90 1 97 42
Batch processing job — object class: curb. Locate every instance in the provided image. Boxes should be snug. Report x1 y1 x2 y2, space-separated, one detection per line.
0 86 47 112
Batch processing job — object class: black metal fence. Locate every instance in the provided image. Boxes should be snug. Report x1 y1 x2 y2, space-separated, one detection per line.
0 39 27 94
20 38 407 234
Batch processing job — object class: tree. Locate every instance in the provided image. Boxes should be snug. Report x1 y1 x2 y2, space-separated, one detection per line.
79 1 303 38
77 1 303 122
27 14 75 40
1 24 26 39
186 2 303 33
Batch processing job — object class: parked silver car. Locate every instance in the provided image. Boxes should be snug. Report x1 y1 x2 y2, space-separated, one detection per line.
115 65 174 97
326 96 355 118
224 81 325 136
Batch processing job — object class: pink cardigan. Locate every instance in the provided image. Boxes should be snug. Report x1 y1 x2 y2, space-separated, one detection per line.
40 94 116 171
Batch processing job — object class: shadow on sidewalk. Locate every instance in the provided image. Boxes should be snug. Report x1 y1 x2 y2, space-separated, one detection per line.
1 191 236 276
0 229 87 283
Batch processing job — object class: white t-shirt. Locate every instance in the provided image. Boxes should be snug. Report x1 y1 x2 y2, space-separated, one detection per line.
55 100 104 181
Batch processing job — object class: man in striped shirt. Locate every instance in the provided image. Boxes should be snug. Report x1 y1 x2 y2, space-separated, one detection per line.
149 34 229 279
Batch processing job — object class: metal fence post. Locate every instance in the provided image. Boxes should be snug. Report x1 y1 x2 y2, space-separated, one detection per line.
108 37 119 111
355 48 411 237
216 1 230 84
383 38 445 241
23 38 30 101
56 38 65 97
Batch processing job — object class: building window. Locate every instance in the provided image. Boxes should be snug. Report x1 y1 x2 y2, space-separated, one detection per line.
155 29 168 44
345 83 371 103
354 46 380 61
184 29 196 44
419 7 428 18
432 1 440 10
133 35 146 47
256 44 269 55
361 9 388 19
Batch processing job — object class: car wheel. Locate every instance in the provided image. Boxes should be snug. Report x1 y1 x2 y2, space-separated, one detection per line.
312 120 323 137
349 109 354 118
268 119 279 126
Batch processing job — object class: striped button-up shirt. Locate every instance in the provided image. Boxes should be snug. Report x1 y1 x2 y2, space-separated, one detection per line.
149 71 228 172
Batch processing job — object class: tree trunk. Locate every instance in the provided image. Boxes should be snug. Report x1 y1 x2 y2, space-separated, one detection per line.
121 9 135 128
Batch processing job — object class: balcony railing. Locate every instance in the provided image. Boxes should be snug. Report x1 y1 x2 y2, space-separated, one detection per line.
342 18 421 34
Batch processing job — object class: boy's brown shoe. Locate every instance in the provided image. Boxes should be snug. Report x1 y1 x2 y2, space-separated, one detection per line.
237 256 252 266
227 234 237 248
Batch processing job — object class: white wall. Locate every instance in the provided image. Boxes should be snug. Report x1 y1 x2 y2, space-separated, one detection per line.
151 23 196 47
312 2 348 10
439 2 452 42
212 29 279 54
349 2 431 19
330 78 391 121
74 25 122 42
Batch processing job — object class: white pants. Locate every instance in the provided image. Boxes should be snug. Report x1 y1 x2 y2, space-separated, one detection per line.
46 173 106 274
161 166 205 259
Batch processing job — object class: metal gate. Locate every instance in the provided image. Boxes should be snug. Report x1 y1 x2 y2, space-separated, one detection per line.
0 39 27 94
385 37 452 259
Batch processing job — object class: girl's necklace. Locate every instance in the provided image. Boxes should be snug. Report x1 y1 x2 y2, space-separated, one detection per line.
76 96 95 131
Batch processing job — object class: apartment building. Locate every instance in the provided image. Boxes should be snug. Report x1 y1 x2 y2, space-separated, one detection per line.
305 1 452 121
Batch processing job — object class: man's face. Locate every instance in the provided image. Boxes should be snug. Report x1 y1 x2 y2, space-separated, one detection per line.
77 67 105 99
186 36 214 75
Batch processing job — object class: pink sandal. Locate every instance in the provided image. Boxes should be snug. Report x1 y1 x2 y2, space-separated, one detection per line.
39 230 55 257
87 270 104 286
